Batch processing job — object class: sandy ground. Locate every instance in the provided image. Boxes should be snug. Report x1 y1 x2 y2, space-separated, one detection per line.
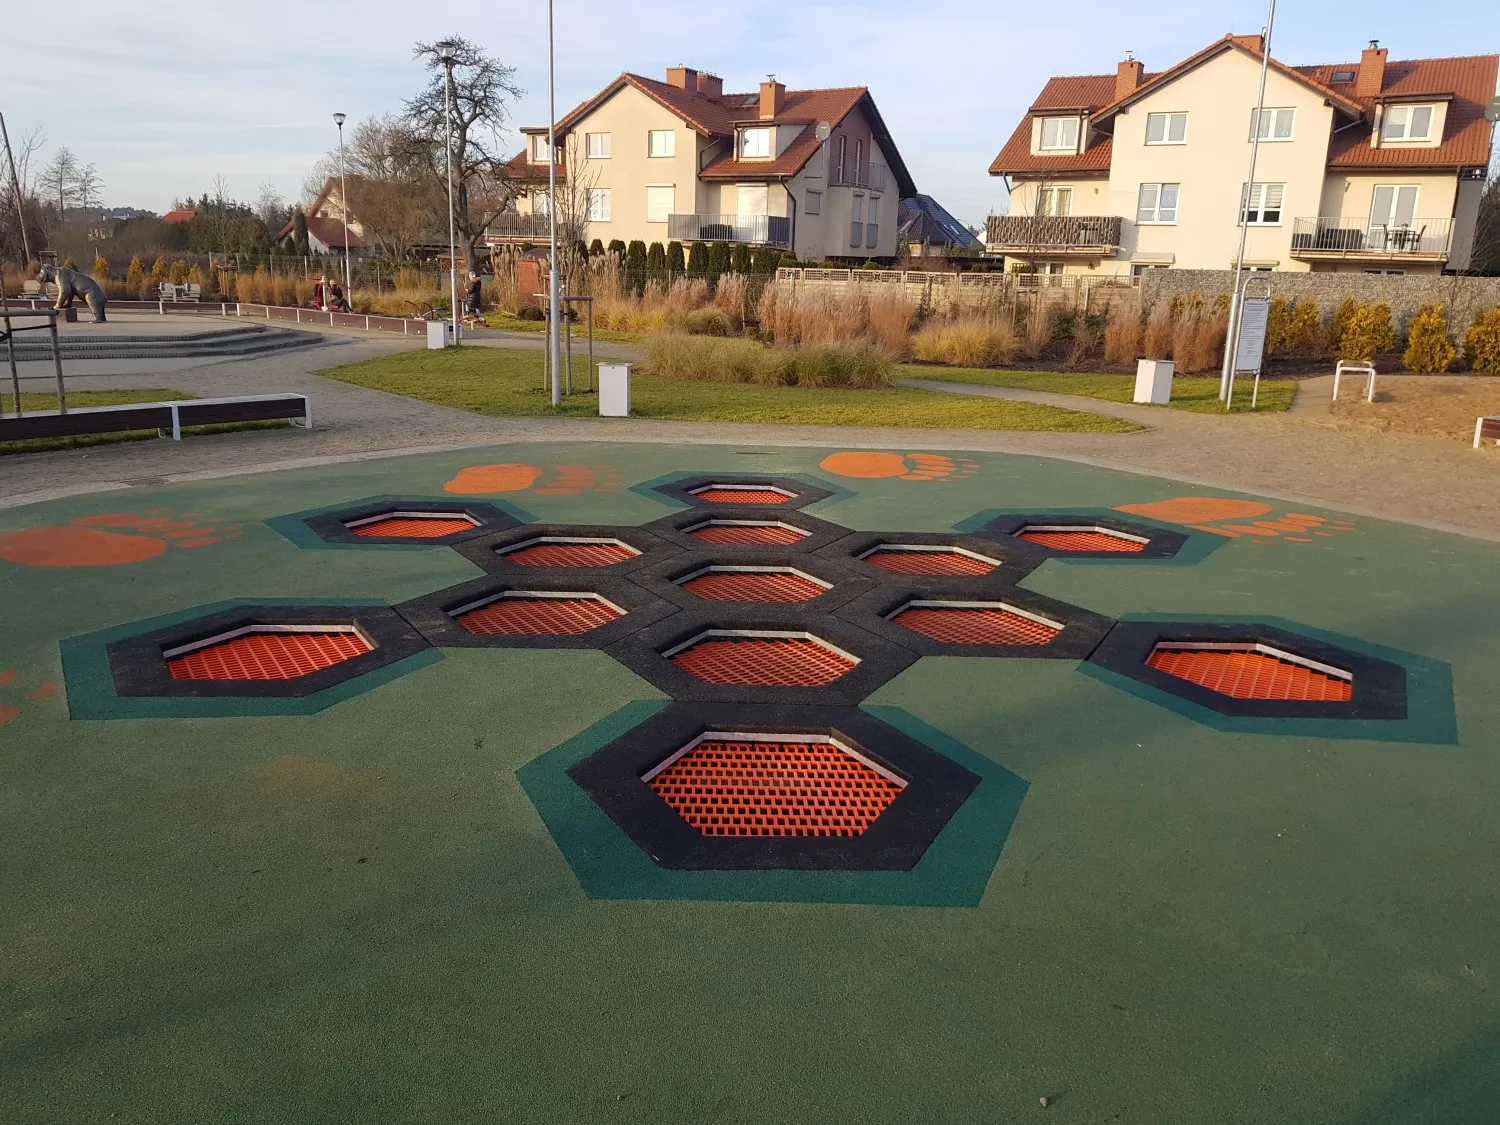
1325 374 1500 444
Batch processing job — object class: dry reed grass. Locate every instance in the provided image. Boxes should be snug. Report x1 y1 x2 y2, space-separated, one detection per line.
1103 304 1142 364
910 317 1017 367
643 332 894 388
1142 301 1174 360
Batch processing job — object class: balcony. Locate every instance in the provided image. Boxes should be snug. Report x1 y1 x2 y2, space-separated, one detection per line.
485 213 581 243
1290 216 1453 262
667 213 791 247
986 214 1123 256
830 159 889 193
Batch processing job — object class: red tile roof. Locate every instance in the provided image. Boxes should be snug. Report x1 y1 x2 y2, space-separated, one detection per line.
161 209 197 223
989 74 1122 175
699 125 825 180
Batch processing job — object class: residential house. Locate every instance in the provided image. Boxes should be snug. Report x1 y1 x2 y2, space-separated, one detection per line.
987 37 1498 276
498 67 917 260
897 195 984 257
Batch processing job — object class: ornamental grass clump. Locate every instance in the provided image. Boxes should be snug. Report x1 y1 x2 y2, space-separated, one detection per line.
1103 303 1142 364
1402 302 1455 373
911 317 1017 367
642 333 893 388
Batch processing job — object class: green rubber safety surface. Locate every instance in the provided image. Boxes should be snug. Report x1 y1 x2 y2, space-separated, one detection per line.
0 441 1497 1124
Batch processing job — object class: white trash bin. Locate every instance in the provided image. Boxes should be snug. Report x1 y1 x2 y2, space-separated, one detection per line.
426 320 460 349
1133 358 1174 405
599 362 632 417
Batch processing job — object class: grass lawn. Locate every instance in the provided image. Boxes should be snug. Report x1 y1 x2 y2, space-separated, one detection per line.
484 314 645 346
0 389 285 455
899 365 1298 413
318 346 1140 432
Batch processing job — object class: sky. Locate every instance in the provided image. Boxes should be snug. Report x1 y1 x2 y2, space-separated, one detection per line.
4 0 1497 228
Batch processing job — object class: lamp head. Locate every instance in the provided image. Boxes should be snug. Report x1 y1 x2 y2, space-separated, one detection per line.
333 112 346 127
437 40 458 63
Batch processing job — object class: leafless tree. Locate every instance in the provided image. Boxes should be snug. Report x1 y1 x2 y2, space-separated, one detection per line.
549 133 598 291
0 122 46 263
1468 172 1500 276
75 163 103 214
342 115 444 260
255 182 290 231
38 145 80 227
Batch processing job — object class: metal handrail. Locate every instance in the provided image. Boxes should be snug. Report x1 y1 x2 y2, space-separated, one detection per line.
1290 216 1453 256
985 214 1123 250
665 213 791 247
830 159 889 192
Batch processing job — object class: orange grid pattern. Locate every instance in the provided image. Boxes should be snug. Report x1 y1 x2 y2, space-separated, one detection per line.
679 571 827 603
350 515 476 538
894 606 1060 646
1017 528 1145 553
671 636 855 686
167 630 370 681
648 739 902 836
692 488 794 505
503 541 637 567
455 597 622 636
863 548 996 576
1147 645 1353 701
687 523 808 546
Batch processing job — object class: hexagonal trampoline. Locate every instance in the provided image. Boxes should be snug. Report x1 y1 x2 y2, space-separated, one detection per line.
651 474 836 511
286 498 522 547
972 513 1189 560
453 523 674 577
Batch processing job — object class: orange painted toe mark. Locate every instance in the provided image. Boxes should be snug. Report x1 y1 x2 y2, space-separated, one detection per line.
70 513 146 528
444 463 544 494
159 527 218 540
531 488 581 495
1253 520 1314 532
0 526 169 567
1116 497 1274 525
1219 524 1281 537
0 669 15 685
819 451 910 479
1286 536 1315 543
0 704 19 727
1282 514 1326 525
174 536 222 549
1187 524 1241 538
26 683 57 700
1315 531 1335 537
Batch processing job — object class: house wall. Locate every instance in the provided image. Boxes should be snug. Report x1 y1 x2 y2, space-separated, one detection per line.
1317 172 1460 228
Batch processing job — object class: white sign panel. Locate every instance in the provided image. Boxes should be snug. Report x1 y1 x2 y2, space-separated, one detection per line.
1235 298 1269 374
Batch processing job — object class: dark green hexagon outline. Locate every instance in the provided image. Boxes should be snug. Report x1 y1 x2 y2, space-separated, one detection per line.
265 495 536 551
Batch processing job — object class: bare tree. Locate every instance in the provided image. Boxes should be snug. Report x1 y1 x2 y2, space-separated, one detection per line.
403 36 524 271
550 132 598 291
38 145 80 226
1468 172 1500 276
341 115 443 260
75 163 103 214
0 122 46 263
255 182 290 231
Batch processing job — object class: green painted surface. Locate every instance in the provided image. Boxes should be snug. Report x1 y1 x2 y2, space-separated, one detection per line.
1 440 1497 1123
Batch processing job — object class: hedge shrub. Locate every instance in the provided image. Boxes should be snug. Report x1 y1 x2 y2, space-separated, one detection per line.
1402 302 1455 373
1338 302 1395 361
1464 308 1500 374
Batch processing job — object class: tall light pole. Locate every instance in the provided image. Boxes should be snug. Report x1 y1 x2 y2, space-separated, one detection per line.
439 41 460 345
333 112 352 301
1220 0 1277 405
546 0 561 406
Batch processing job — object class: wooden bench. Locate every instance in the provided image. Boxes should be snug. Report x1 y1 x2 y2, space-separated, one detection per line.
0 393 310 443
1474 415 1500 449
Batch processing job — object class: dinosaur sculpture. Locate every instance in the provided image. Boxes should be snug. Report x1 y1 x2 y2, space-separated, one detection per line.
38 264 108 323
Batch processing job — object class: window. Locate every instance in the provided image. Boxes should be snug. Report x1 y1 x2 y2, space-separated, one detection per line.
1130 263 1166 277
741 128 772 158
1331 68 1356 83
866 195 879 248
1039 117 1080 151
854 139 863 169
1249 107 1295 141
1382 104 1434 141
586 188 611 222
1136 183 1179 224
585 132 611 158
1370 184 1419 234
1144 112 1188 144
850 193 864 247
647 129 676 158
532 190 550 216
1037 186 1072 216
1037 262 1065 276
531 135 552 162
645 185 674 224
805 189 822 215
835 136 847 180
737 184 768 216
1239 182 1284 225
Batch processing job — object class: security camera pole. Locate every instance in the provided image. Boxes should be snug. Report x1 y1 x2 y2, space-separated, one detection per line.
333 112 351 299
439 41 460 345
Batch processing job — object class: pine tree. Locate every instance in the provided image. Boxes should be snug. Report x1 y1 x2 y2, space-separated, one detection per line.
92 254 110 282
1463 308 1500 373
150 256 168 286
1287 299 1322 353
125 255 145 296
729 244 752 274
646 242 665 272
665 241 685 274
1402 303 1455 373
169 259 190 284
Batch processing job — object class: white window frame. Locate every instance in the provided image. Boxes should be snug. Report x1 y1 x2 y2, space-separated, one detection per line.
647 129 676 158
740 127 772 159
866 195 880 248
1249 107 1295 142
804 189 822 215
585 132 611 159
531 135 552 162
1381 104 1435 141
1038 117 1080 151
1144 112 1188 145
1369 184 1420 239
1136 183 1179 225
1037 186 1072 217
586 188 611 222
644 184 674 224
1239 182 1285 226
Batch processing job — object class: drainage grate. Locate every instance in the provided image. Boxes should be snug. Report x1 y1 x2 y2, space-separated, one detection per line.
454 594 623 635
678 568 829 603
686 520 809 546
501 538 639 567
670 633 857 686
166 627 371 681
1016 525 1146 553
893 602 1061 645
860 545 999 576
347 512 480 538
644 736 903 836
1147 643 1353 701
689 484 796 505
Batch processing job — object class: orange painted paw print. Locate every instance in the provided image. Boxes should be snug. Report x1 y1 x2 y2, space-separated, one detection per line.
1116 497 1356 545
819 451 980 481
0 668 59 728
444 463 622 495
0 508 243 568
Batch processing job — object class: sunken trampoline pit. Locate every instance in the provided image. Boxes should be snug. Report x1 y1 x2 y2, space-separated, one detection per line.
892 601 1062 646
652 475 836 512
1015 525 1148 553
1147 642 1353 702
499 536 640 568
451 592 624 636
676 566 831 603
685 519 811 546
165 625 372 681
668 631 858 687
690 483 798 505
644 733 905 837
346 511 480 539
860 544 1002 576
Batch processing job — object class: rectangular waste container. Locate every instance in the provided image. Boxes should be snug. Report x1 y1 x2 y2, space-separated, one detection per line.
599 362 631 417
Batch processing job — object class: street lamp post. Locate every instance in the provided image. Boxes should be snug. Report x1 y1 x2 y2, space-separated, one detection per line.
546 0 561 407
439 41 460 346
333 112 351 301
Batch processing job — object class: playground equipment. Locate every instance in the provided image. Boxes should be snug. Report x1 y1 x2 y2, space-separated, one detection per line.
1332 360 1377 403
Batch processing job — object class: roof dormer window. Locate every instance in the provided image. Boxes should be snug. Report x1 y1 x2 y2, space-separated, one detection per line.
740 127 772 159
1039 117 1080 151
1381 104 1434 141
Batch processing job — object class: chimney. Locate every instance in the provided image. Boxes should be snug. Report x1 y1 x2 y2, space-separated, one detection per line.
666 65 698 91
1115 55 1143 101
697 72 723 101
759 76 786 120
1357 40 1387 98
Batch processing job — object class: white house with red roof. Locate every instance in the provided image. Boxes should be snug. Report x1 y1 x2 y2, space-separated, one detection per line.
987 37 1498 276
500 67 917 260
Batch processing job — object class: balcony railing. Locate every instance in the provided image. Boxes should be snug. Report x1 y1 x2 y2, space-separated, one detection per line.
1290 216 1453 259
667 213 791 247
986 214 1123 253
830 159 889 193
484 213 581 242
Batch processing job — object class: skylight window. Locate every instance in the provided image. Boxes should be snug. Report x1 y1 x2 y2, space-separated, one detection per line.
742 95 760 107
1330 69 1356 83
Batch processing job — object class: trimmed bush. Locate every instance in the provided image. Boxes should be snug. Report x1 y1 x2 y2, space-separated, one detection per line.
607 239 626 256
168 259 190 284
1463 308 1500 374
1338 301 1396 361
1402 302 1455 373
708 241 731 275
149 257 168 286
1265 297 1292 355
91 254 110 281
729 243 752 274
1287 299 1322 353
1332 297 1360 344
646 242 665 271
589 238 605 257
125 255 145 296
665 241 685 274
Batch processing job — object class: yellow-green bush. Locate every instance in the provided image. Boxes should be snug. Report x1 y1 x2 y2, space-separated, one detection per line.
1287 299 1322 353
168 259 189 285
1402 302 1455 373
125 255 145 296
1333 297 1360 344
1338 302 1396 361
1265 297 1292 355
91 254 109 281
1464 308 1500 374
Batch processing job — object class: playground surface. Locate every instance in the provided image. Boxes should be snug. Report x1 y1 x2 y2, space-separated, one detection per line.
1 437 1496 1124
